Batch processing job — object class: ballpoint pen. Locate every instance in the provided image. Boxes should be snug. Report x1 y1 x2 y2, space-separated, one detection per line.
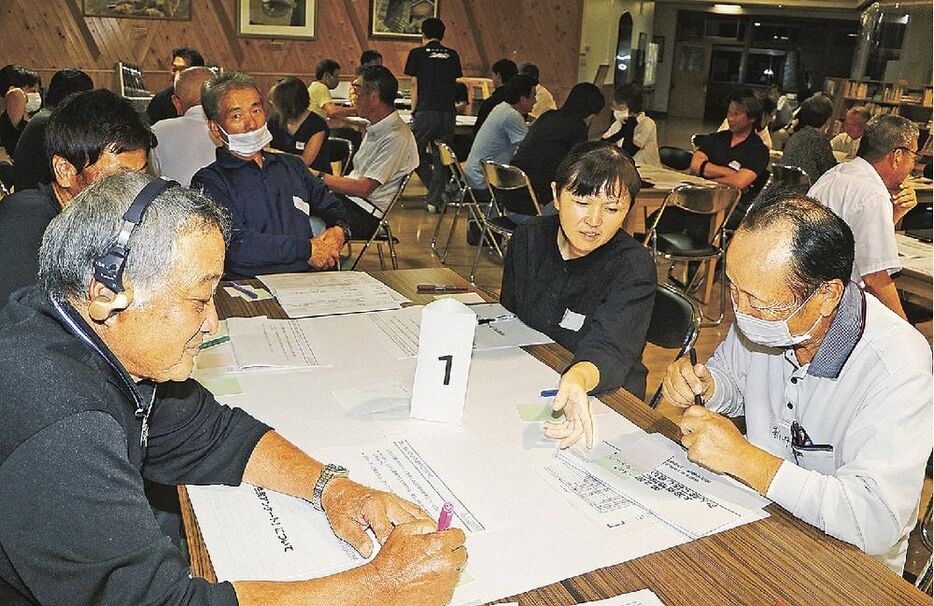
229 282 259 300
416 283 471 294
689 348 704 407
477 313 516 325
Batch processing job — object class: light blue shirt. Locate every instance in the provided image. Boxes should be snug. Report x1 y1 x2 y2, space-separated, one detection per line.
465 102 528 190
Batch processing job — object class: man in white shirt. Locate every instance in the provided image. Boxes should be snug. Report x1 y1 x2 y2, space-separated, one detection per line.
519 63 556 119
311 65 418 239
661 195 932 575
807 114 919 320
307 59 357 121
150 67 217 186
830 106 870 159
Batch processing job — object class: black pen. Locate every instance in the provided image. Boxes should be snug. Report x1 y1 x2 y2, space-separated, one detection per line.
477 313 516 325
416 283 471 294
689 348 704 407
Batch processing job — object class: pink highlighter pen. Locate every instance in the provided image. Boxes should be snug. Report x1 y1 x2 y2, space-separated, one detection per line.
437 501 454 531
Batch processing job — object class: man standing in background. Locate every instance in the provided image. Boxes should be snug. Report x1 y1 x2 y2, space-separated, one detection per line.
404 17 462 213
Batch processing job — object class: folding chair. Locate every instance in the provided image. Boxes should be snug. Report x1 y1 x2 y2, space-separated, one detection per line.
659 146 694 171
468 160 541 285
326 136 354 176
646 283 702 408
343 172 411 270
644 184 742 326
430 141 492 263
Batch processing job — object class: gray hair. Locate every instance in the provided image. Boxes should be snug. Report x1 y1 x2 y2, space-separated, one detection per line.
847 105 871 122
857 114 919 163
39 172 231 302
201 70 260 122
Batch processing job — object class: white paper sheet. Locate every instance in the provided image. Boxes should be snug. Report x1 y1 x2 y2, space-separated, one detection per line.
227 316 327 369
586 589 668 606
258 271 409 318
470 303 554 349
896 232 933 277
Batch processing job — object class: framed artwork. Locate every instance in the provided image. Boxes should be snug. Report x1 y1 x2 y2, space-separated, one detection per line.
238 0 317 40
637 32 647 67
653 35 666 63
370 0 439 39
82 0 191 19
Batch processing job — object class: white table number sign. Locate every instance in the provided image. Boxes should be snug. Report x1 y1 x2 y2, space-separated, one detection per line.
410 298 477 424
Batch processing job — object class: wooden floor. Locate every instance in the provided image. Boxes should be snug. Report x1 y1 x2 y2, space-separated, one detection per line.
354 170 931 586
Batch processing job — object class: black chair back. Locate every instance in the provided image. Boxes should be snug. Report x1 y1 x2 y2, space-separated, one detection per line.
481 160 541 217
659 146 693 171
646 283 701 407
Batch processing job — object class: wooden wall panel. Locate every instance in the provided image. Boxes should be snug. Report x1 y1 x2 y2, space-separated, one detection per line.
0 0 583 104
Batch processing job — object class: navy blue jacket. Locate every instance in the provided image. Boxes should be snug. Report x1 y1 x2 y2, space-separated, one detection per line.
192 148 348 278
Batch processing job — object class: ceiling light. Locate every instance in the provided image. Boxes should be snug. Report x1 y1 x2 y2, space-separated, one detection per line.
712 4 743 14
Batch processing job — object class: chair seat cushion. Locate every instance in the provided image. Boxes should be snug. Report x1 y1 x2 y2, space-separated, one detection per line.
655 232 718 257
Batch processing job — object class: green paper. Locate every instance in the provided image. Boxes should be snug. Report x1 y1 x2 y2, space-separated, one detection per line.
202 377 243 397
593 452 643 481
517 403 561 423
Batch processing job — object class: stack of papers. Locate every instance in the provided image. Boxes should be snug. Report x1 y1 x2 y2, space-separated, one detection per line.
258 272 409 318
896 232 933 277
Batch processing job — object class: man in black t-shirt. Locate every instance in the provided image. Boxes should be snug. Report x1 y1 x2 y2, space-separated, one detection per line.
690 88 769 228
404 17 462 212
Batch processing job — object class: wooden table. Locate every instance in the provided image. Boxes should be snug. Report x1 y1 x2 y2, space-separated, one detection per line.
181 268 928 605
624 165 718 237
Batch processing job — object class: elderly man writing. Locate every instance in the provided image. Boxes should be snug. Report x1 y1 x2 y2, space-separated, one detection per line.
0 173 466 605
661 195 931 575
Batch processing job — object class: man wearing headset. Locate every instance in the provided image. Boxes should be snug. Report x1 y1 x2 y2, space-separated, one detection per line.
0 173 466 605
661 195 931 576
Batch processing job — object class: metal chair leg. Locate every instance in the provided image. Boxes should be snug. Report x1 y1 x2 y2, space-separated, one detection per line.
430 202 449 254
441 203 466 263
469 228 485 285
384 223 399 270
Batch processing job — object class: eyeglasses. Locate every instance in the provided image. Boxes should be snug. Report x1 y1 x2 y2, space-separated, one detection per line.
896 146 920 160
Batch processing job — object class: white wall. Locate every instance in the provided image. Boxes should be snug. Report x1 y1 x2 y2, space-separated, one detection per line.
883 4 933 84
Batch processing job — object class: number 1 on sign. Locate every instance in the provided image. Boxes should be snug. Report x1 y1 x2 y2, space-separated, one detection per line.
438 355 453 385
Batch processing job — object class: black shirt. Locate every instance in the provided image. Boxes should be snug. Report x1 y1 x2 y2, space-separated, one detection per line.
474 86 507 133
501 215 657 398
12 109 51 190
697 129 769 225
0 183 60 304
511 109 589 205
146 86 177 125
267 111 331 174
0 286 268 604
0 111 25 156
404 40 463 112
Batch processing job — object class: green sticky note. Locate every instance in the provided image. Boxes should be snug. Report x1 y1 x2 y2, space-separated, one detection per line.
455 569 474 588
202 377 243 397
593 453 643 481
517 403 561 423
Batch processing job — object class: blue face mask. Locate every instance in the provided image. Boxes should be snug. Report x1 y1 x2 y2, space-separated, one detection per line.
731 288 822 348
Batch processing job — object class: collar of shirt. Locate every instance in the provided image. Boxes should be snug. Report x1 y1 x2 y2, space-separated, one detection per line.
215 146 279 171
184 105 208 122
806 281 866 379
843 156 888 191
365 110 403 140
37 182 60 214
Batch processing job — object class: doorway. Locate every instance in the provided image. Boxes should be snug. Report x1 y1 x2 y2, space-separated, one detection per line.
668 42 710 119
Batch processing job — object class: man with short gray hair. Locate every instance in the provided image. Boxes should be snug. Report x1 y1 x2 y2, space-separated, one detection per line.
662 194 931 575
0 172 466 605
808 114 920 320
192 71 351 277
151 66 218 186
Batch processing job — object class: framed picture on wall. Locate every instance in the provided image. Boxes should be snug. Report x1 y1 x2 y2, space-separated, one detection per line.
237 0 317 40
370 0 439 39
83 0 191 19
653 35 665 63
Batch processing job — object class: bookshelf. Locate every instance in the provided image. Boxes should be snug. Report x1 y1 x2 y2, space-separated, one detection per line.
824 77 932 139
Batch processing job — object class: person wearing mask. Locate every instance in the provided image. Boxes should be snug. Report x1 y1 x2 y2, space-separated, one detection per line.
781 93 837 183
267 76 331 174
0 64 41 157
191 71 349 278
512 82 606 205
502 142 656 449
147 47 205 125
601 83 660 166
12 68 93 190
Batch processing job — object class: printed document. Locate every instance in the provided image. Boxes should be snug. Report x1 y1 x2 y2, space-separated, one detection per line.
258 271 409 318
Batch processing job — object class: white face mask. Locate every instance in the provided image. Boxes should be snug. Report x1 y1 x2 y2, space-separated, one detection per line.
218 123 272 156
613 109 629 121
732 288 823 348
25 92 41 113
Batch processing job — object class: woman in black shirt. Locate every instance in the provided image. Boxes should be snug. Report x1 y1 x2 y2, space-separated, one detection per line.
501 142 656 449
267 76 331 174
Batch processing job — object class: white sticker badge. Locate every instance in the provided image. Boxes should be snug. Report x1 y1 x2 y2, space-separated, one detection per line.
292 196 310 216
559 309 586 332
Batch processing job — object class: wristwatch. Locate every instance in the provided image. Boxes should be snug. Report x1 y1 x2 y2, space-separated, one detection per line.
310 463 349 511
336 221 352 242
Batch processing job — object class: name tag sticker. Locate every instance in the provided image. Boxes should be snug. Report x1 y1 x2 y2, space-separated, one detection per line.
728 160 742 171
559 309 586 332
293 196 310 215
295 141 306 151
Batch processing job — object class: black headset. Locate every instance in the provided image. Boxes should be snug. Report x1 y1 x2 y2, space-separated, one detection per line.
93 177 180 294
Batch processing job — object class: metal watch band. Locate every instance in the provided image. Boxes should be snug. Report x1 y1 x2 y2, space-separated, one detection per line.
310 463 349 511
